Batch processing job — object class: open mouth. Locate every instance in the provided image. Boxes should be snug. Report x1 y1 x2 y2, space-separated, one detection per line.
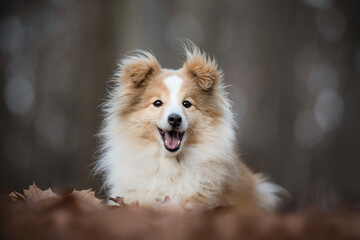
158 128 185 152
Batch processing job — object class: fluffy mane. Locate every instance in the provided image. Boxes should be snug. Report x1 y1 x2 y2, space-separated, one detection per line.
94 44 283 210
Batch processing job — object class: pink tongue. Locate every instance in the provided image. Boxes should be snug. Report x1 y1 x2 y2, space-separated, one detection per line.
165 131 179 149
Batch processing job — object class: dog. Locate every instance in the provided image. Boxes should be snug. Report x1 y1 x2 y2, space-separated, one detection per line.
95 44 283 211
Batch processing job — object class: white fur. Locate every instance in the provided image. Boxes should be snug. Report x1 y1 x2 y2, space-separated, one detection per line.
158 75 188 132
99 112 237 207
255 176 285 210
96 80 239 207
96 52 283 210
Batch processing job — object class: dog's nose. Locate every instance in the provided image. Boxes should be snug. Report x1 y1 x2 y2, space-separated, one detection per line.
168 113 182 127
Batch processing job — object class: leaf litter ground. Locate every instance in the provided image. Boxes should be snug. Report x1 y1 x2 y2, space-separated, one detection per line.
1 183 359 240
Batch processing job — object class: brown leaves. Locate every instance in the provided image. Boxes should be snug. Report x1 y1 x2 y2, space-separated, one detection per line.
2 183 360 240
24 182 58 202
108 196 126 206
9 182 58 203
8 191 26 202
70 188 103 206
8 182 102 207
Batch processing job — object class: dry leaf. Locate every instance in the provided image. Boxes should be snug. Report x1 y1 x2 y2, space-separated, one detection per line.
8 191 26 202
7 182 104 207
71 189 103 206
23 182 58 203
109 196 126 207
2 182 360 240
163 195 170 203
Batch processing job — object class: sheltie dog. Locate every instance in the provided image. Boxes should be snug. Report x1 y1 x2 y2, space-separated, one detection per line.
96 44 283 211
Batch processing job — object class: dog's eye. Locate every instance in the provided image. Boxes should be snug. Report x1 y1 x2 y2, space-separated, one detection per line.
182 101 192 108
153 100 163 107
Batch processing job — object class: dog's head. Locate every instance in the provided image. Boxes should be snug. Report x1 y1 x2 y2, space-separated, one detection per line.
114 46 228 155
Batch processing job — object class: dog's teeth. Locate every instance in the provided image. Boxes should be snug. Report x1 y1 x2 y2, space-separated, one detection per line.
177 140 180 146
165 139 168 145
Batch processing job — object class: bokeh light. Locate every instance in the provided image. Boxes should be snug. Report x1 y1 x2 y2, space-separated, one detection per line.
314 89 344 131
316 8 346 42
302 0 334 9
4 75 34 116
0 16 25 53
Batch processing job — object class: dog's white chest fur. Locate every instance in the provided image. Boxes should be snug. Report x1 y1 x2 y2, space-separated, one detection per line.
102 118 238 207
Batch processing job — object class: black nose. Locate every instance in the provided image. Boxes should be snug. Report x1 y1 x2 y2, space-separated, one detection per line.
168 113 182 127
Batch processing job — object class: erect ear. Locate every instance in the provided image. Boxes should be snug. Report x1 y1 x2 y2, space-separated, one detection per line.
183 45 222 90
120 51 161 87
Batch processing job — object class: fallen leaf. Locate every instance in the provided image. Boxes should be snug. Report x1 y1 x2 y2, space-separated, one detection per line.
71 189 103 206
163 195 170 203
8 191 26 202
2 183 360 240
109 196 126 207
23 182 58 203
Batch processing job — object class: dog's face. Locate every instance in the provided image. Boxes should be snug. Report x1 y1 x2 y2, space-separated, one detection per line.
116 49 224 155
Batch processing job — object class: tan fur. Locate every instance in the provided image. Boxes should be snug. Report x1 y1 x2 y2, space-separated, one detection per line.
183 46 221 90
96 44 283 211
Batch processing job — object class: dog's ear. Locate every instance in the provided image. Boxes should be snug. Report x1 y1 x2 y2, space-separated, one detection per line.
120 51 161 87
183 46 222 90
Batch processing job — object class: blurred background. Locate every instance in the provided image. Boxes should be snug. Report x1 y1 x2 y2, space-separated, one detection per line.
0 0 359 211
